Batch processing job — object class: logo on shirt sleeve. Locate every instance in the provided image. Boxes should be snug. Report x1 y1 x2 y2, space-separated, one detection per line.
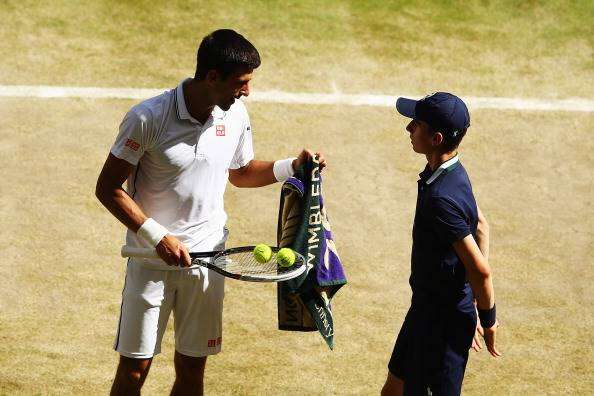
124 138 140 151
216 125 226 136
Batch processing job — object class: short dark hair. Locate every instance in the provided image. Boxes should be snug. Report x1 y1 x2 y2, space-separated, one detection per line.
429 125 467 152
195 29 261 80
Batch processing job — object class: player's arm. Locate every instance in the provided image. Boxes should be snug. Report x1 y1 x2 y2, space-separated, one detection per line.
95 153 191 266
228 159 277 187
228 149 326 188
453 235 501 357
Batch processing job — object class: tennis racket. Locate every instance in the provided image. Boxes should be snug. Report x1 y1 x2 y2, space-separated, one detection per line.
121 246 307 282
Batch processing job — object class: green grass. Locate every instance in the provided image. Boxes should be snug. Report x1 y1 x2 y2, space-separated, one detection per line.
1 0 592 97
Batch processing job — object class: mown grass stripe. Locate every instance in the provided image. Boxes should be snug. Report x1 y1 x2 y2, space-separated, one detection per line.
1 85 593 112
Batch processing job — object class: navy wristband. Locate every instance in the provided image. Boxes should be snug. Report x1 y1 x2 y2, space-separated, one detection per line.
478 304 496 328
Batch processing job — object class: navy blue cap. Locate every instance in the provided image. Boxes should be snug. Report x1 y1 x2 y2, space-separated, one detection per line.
396 92 470 137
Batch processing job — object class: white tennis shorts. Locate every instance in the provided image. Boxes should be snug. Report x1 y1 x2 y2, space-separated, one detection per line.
114 254 226 359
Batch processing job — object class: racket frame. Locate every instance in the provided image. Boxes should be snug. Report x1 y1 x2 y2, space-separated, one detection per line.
121 245 307 283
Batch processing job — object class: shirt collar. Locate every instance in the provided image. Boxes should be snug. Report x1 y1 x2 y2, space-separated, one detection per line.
175 78 226 124
425 154 460 185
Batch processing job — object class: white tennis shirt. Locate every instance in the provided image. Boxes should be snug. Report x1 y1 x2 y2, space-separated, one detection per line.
111 79 254 268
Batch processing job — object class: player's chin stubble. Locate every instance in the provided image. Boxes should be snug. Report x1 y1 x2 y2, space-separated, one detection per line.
220 98 235 111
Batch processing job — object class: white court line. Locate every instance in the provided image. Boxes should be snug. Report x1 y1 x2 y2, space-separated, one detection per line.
1 85 593 112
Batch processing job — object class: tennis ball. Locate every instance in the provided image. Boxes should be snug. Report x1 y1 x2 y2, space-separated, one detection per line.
253 244 272 263
277 248 296 267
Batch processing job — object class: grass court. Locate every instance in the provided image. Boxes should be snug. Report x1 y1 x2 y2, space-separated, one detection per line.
1 1 592 394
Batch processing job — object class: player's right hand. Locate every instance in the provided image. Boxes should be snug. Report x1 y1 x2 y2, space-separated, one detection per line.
482 320 502 358
156 234 192 267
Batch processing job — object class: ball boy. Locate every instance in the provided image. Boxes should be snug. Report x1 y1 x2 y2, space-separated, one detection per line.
382 92 500 396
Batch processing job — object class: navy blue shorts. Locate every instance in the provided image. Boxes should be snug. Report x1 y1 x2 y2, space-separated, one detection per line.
388 302 476 396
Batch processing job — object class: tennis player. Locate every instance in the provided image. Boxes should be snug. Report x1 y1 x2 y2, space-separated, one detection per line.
381 92 500 396
95 29 325 395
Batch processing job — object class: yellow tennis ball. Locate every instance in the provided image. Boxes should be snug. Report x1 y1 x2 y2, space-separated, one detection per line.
253 244 272 263
277 248 296 267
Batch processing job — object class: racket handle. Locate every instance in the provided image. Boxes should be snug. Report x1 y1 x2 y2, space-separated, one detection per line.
121 246 160 259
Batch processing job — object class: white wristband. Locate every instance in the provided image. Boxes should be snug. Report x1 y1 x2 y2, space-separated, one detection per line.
273 157 297 182
137 218 169 247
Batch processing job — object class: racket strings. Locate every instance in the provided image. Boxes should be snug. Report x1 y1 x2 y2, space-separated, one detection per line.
213 251 300 277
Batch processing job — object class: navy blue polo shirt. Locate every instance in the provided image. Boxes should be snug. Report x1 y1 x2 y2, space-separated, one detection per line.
410 155 478 307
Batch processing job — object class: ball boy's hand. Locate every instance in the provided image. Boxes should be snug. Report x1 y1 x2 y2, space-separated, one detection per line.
471 322 483 352
482 320 502 358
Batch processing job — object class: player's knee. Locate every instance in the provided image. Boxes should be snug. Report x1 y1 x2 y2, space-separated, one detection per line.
114 358 151 391
175 353 206 382
115 367 145 389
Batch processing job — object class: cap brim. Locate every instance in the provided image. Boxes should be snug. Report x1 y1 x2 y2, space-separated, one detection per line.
395 97 417 118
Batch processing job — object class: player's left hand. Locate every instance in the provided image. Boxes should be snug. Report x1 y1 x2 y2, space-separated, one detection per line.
292 149 326 172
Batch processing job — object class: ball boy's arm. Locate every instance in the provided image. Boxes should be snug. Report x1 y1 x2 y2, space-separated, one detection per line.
471 205 490 351
453 235 501 357
475 206 490 261
453 235 494 310
472 206 489 352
